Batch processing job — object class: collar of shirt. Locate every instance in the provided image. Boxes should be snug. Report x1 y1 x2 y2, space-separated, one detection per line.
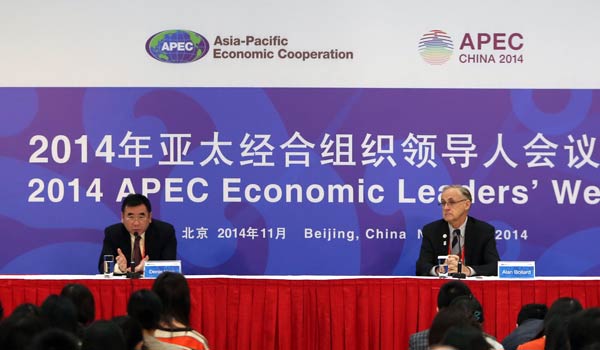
447 216 468 243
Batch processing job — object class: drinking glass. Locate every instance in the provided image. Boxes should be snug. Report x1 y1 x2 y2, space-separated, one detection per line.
103 254 114 277
437 255 449 278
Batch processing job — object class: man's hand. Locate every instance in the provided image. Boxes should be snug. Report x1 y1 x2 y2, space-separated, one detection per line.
447 254 471 276
447 255 459 273
134 255 150 273
116 248 128 272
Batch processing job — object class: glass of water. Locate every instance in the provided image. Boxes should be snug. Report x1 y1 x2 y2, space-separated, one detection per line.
103 255 114 277
437 255 449 278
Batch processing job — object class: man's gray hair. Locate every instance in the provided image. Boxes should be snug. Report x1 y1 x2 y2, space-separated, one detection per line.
442 185 472 202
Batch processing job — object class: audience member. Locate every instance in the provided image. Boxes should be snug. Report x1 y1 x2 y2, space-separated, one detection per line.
128 289 182 350
113 315 144 350
60 283 96 326
568 308 600 350
0 298 3 320
428 305 481 347
517 297 582 350
501 303 547 350
8 302 42 319
0 304 47 350
449 295 503 349
82 320 127 350
153 272 210 350
28 328 80 350
40 294 79 335
440 325 491 350
409 280 473 350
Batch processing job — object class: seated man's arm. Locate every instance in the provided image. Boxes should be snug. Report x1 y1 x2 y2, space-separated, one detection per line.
416 232 438 276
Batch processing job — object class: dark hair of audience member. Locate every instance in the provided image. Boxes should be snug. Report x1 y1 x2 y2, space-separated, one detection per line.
567 308 600 350
40 294 79 335
113 315 144 350
0 298 3 321
441 325 491 350
60 283 96 326
152 272 192 327
10 302 42 319
127 289 162 330
541 297 583 350
0 304 47 350
450 295 484 324
516 303 548 326
428 305 481 346
81 320 126 350
437 281 473 309
28 328 80 350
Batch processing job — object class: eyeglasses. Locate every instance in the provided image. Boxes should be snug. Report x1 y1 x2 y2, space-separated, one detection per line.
124 215 149 222
438 199 468 207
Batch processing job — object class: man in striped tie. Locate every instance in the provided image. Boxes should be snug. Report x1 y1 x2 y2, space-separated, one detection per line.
416 185 500 277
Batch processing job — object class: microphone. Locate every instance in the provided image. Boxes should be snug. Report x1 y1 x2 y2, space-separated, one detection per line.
451 230 466 279
130 232 138 269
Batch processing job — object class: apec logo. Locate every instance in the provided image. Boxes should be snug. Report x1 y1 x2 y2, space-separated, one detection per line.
146 30 210 63
418 29 454 65
419 29 525 65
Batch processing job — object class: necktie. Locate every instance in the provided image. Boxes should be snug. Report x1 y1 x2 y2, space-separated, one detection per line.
451 229 460 255
133 234 142 269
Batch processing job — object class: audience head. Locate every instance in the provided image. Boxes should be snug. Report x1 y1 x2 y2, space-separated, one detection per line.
10 302 42 319
113 315 144 350
450 295 484 324
516 303 547 326
428 305 480 346
437 280 473 310
543 297 583 350
0 305 47 350
152 272 191 327
82 320 126 350
127 289 163 331
568 308 600 350
60 283 96 326
28 328 80 350
40 294 79 334
440 325 490 350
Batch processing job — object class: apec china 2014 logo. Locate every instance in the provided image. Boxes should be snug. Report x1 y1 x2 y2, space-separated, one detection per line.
418 29 525 65
146 30 210 63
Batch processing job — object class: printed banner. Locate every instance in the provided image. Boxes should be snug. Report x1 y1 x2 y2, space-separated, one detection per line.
1 88 598 275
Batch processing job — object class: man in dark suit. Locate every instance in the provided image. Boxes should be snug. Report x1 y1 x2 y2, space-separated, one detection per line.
97 194 177 274
416 185 500 276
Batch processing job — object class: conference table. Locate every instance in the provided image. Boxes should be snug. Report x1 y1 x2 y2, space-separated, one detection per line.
1 275 599 350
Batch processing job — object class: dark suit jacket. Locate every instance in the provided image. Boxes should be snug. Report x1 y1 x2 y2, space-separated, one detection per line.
97 219 177 273
501 319 544 350
416 216 500 276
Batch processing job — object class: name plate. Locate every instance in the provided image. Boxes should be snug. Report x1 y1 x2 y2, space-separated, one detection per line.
498 261 535 279
144 260 182 278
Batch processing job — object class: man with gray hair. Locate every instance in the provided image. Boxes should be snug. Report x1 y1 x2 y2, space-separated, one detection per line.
416 185 500 276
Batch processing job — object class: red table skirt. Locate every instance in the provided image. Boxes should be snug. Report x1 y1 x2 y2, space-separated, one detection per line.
1 277 599 350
